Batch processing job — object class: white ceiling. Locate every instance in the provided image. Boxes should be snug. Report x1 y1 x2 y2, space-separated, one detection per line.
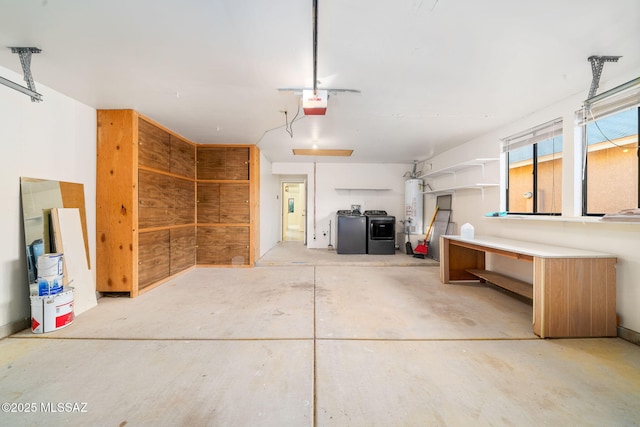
1 0 639 164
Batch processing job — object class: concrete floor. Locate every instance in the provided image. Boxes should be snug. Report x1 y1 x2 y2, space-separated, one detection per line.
2 242 640 426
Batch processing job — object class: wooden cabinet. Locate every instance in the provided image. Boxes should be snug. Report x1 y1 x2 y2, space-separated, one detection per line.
138 230 170 290
196 145 258 266
197 147 249 180
97 110 197 297
170 226 196 275
138 118 171 171
97 110 259 296
196 183 221 223
170 135 196 178
196 226 250 265
197 182 250 224
96 110 196 297
220 183 250 223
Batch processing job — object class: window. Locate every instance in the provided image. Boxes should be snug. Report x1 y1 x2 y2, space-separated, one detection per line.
502 119 563 214
580 79 640 215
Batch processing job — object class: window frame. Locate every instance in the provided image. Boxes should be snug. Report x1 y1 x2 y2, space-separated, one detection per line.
579 78 640 216
502 118 563 216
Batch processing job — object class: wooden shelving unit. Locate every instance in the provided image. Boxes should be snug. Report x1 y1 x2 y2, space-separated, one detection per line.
196 146 259 267
96 109 259 297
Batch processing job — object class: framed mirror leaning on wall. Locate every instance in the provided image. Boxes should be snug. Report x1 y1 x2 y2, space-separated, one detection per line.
20 177 90 283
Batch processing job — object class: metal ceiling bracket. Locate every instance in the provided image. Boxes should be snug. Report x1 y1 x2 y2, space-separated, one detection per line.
312 0 318 95
587 55 621 100
0 47 43 102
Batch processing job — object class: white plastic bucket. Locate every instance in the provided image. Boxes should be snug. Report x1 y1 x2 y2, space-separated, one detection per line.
30 288 74 334
37 253 64 278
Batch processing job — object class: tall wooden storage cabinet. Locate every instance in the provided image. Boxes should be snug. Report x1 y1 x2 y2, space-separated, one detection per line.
196 146 259 266
97 110 259 297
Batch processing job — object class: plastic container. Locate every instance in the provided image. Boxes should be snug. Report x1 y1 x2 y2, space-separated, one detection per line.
37 253 64 278
460 223 475 239
37 274 64 296
30 288 74 333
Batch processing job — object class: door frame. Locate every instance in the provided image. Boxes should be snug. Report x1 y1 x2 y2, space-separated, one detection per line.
281 180 307 244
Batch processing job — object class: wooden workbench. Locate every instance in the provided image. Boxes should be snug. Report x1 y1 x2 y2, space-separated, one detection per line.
439 235 617 338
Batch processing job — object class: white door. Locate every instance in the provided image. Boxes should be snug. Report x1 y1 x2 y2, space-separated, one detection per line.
282 182 305 241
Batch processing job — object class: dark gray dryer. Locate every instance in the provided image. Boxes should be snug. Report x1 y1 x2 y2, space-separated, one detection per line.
336 209 367 254
364 210 396 254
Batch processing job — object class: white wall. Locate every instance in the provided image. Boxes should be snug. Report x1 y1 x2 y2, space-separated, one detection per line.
421 70 640 334
259 152 280 257
271 162 409 249
0 66 96 337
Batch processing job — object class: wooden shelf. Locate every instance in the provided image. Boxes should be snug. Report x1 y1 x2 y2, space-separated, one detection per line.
466 269 533 300
198 179 251 184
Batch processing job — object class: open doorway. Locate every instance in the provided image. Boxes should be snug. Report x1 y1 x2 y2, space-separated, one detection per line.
282 182 306 242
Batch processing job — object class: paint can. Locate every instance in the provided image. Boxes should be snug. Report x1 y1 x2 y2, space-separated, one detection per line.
30 288 74 334
37 253 64 278
37 274 64 296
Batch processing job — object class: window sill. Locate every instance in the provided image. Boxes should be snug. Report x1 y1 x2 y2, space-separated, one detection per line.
483 215 640 225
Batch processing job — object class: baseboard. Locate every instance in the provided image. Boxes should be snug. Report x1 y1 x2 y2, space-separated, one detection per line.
618 326 640 346
0 318 30 339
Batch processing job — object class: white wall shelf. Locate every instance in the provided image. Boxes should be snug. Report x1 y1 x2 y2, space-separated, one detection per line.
419 158 499 179
422 183 499 195
484 214 640 225
335 188 392 191
420 157 499 197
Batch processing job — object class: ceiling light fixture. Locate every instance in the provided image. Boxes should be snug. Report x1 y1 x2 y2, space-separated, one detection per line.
293 149 353 156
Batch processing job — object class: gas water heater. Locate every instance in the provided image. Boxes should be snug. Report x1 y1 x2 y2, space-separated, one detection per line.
404 179 424 235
